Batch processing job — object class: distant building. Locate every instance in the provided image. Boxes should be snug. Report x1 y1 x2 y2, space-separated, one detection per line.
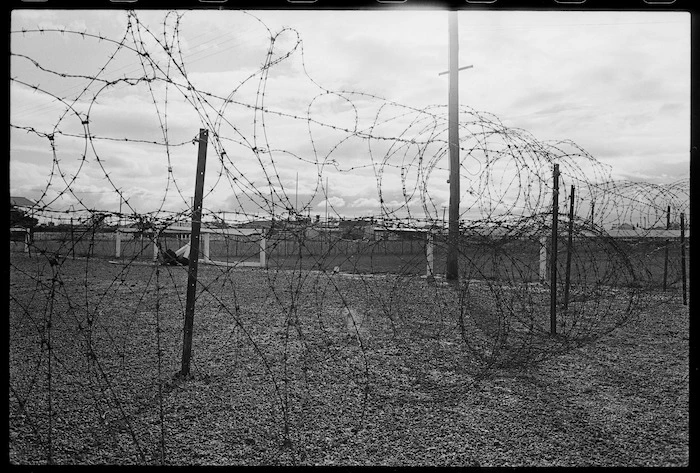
612 223 635 230
236 219 273 230
10 196 35 207
10 196 39 228
338 219 372 240
373 226 429 241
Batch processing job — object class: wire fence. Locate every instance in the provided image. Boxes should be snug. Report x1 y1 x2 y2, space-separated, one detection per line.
10 11 689 465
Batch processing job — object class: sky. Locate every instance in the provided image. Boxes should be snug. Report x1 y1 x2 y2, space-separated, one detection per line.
9 8 690 224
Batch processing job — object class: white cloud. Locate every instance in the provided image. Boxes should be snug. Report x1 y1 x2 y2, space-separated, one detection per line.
350 197 380 209
317 196 346 209
10 9 690 219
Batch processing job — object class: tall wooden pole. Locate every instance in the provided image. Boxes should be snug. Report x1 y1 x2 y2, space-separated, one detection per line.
446 10 460 281
180 128 209 378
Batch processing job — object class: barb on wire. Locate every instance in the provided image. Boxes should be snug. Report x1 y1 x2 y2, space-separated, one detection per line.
9 10 689 465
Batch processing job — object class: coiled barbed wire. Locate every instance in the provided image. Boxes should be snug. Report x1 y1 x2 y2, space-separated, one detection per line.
10 11 689 465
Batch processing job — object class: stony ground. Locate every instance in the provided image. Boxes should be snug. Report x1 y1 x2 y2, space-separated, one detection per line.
8 255 689 466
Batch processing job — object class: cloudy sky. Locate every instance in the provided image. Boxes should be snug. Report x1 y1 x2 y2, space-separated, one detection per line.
10 8 690 222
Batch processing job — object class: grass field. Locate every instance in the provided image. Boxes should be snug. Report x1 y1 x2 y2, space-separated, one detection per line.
8 253 689 466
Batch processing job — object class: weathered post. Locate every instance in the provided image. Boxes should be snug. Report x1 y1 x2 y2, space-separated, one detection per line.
203 232 210 262
680 212 687 306
180 129 209 378
24 228 31 254
550 164 560 335
563 185 575 317
426 230 435 281
70 217 75 259
259 233 267 268
153 235 159 262
539 235 548 282
663 205 670 291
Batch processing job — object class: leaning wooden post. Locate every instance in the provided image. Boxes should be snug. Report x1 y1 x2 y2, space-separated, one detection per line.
550 164 560 335
680 212 687 306
563 185 575 317
180 128 209 378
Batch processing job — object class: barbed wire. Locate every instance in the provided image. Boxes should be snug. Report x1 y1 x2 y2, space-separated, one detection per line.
10 11 689 465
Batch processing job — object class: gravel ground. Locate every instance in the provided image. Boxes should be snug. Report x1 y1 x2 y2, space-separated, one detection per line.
8 255 689 466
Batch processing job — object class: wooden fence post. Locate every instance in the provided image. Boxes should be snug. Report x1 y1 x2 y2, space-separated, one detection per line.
180 128 209 378
680 212 687 306
70 217 75 259
563 185 575 316
115 230 121 258
426 231 435 281
153 234 159 262
16 228 32 256
663 205 670 291
260 234 267 268
550 164 560 335
539 235 548 282
203 232 210 262
23 228 30 254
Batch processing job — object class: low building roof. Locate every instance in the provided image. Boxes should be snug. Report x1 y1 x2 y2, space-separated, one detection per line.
10 196 35 207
